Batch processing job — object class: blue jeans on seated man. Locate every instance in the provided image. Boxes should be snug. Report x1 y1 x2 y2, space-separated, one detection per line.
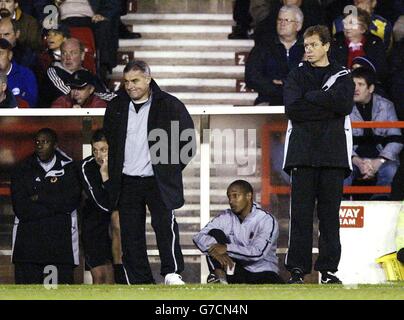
344 159 399 200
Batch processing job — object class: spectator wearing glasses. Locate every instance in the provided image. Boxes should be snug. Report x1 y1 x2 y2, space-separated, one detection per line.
254 0 325 45
245 5 304 106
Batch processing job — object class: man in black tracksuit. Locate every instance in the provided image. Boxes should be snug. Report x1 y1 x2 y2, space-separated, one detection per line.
283 25 355 284
11 128 81 284
79 129 126 284
103 60 196 285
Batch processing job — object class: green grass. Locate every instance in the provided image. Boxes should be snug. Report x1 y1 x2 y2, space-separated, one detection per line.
0 283 403 300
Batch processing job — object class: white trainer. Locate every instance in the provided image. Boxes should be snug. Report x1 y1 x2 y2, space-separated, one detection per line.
164 273 185 285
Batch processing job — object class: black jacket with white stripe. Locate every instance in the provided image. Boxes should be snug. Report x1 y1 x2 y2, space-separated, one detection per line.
11 150 81 265
282 60 355 176
79 155 111 216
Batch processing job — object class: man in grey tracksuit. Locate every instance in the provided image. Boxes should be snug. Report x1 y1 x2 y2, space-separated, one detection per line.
193 180 283 284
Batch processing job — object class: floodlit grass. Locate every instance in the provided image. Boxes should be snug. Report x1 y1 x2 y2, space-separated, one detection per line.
0 283 403 300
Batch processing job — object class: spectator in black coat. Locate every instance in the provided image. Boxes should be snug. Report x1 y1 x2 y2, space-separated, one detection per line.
254 0 325 45
245 4 304 105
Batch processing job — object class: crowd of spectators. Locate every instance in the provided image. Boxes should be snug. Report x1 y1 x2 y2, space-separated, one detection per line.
0 0 141 108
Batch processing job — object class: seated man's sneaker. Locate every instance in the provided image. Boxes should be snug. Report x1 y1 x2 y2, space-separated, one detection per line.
287 268 304 284
207 273 228 284
321 271 342 284
164 273 185 285
207 273 220 283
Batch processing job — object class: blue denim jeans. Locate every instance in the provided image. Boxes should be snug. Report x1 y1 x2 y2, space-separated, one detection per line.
344 159 399 199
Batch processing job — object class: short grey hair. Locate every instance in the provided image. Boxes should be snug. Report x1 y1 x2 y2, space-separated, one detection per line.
0 72 7 85
123 60 151 77
279 5 304 25
61 38 85 54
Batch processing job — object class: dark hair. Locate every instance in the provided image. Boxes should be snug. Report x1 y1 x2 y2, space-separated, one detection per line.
228 180 253 195
303 25 332 45
35 128 58 143
123 59 151 76
352 66 377 87
91 129 107 144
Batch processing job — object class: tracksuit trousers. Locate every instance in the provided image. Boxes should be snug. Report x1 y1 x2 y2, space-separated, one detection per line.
285 167 345 275
119 175 184 284
207 229 284 284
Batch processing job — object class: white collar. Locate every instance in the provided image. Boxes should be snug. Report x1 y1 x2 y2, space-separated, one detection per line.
37 155 57 172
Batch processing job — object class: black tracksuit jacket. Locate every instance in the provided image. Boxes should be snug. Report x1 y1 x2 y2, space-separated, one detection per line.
11 150 81 265
282 60 355 177
79 156 111 215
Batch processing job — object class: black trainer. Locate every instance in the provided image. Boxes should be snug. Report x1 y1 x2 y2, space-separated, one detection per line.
207 273 220 283
287 268 304 284
207 273 228 284
321 271 342 284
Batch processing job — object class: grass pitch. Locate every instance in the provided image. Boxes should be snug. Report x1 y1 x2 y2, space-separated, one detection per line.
0 283 403 300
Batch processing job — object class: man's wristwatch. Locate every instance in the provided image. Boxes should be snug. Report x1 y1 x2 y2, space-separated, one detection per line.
378 157 387 164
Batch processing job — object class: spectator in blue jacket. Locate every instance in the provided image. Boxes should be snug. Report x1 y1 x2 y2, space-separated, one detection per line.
245 5 304 106
0 38 37 107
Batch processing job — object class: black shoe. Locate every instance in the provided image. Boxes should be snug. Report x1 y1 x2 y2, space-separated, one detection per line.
228 26 249 39
287 268 304 284
228 32 249 39
321 271 342 284
113 264 128 284
120 30 141 39
119 21 141 39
